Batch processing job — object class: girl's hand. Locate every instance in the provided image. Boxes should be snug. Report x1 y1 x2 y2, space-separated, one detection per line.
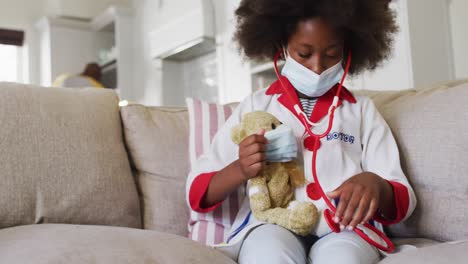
237 129 268 180
327 172 394 230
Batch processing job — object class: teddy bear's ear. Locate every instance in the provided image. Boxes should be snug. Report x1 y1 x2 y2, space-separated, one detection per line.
231 124 246 145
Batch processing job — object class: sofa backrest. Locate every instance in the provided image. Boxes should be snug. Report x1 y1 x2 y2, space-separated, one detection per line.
121 79 468 242
359 80 468 241
0 83 141 229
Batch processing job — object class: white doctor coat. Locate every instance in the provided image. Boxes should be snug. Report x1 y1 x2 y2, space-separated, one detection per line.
186 76 416 259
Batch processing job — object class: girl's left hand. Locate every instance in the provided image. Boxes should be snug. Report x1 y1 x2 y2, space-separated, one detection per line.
327 172 391 230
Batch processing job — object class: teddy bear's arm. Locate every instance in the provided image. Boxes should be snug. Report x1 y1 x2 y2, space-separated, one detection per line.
283 161 307 188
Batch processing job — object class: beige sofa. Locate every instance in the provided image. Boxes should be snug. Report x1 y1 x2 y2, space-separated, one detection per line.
0 80 467 264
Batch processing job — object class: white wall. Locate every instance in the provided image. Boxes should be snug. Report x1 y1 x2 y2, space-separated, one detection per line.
131 0 164 105
131 0 204 106
407 0 454 87
131 0 251 106
132 0 460 106
46 0 130 19
0 0 46 29
347 0 456 91
449 0 468 79
346 0 414 91
182 52 219 102
213 0 252 104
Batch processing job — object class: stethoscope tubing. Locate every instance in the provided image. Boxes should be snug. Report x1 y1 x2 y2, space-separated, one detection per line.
273 50 395 253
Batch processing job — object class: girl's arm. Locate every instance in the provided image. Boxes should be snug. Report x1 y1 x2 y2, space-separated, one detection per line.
327 171 396 230
329 97 416 230
187 98 269 213
202 130 268 208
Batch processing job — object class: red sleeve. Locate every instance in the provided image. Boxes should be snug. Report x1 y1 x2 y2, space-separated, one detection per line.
188 172 223 213
374 180 410 225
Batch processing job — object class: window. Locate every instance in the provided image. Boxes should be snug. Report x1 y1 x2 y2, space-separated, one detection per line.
0 28 25 83
183 52 218 103
0 44 19 82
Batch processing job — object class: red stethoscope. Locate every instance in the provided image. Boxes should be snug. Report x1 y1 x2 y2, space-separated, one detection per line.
273 50 395 253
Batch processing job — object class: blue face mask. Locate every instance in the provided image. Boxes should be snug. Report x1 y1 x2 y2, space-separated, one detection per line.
264 125 298 162
281 56 344 97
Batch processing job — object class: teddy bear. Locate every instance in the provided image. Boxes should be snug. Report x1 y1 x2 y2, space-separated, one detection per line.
231 111 318 236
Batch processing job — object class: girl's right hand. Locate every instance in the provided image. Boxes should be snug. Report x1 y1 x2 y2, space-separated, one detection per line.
237 129 268 180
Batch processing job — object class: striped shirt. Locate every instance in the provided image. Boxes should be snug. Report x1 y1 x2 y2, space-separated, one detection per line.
299 97 318 118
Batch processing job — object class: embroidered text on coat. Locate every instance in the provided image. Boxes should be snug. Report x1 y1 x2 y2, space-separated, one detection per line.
326 131 355 144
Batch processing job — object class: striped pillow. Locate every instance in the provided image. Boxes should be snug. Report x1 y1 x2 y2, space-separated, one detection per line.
185 98 241 245
186 98 238 170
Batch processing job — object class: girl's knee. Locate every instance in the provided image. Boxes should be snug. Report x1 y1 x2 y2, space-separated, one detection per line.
308 231 380 264
238 225 307 264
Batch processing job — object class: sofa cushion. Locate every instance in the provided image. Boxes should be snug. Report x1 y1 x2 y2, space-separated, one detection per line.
380 238 441 259
0 224 236 264
379 240 468 264
120 105 191 236
0 83 141 228
391 237 440 250
358 81 468 241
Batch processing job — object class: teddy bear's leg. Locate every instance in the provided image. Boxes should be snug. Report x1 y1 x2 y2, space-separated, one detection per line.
255 207 313 236
254 207 292 231
287 201 319 236
249 176 272 215
254 201 319 237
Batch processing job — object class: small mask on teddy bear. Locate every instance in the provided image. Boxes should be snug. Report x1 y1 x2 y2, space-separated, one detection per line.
264 124 298 162
231 111 319 236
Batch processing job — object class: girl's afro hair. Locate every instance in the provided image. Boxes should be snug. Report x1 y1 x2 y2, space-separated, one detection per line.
234 0 397 74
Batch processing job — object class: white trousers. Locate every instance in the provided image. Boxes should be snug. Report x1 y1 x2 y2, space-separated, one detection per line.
238 224 380 264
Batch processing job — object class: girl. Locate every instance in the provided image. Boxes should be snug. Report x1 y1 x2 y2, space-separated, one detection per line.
186 0 416 263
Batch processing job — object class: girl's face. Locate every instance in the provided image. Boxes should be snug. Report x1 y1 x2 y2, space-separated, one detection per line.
287 17 344 75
